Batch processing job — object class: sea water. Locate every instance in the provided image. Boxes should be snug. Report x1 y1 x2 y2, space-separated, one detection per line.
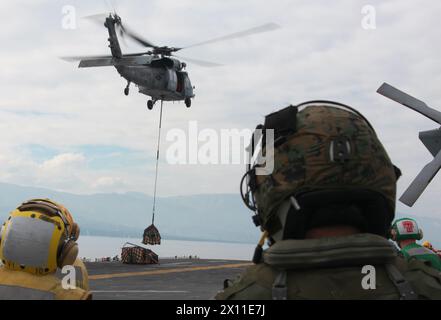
77 235 254 261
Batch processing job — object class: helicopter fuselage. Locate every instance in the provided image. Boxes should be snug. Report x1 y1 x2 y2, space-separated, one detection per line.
68 13 279 109
115 58 194 102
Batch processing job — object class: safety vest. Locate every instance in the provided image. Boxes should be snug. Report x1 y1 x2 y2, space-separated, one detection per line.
401 243 441 271
0 267 91 300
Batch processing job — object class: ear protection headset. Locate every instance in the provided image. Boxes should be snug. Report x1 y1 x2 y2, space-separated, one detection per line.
17 199 80 268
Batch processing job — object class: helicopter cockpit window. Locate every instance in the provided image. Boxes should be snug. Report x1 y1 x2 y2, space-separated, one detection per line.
176 72 185 93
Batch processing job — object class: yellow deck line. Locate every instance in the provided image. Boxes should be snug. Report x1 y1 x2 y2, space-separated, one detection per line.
89 263 252 280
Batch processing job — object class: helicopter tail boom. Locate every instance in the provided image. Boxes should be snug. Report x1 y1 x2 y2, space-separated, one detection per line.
104 15 123 59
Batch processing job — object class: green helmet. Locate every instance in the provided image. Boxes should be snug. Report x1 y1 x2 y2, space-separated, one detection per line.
391 218 423 241
241 101 399 239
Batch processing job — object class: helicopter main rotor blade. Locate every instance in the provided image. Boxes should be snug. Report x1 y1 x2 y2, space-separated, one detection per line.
173 55 223 67
86 0 117 22
377 83 441 124
119 24 157 49
400 150 441 207
182 22 281 49
105 0 117 13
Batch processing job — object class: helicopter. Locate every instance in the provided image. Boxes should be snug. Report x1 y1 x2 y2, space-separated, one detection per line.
63 13 280 110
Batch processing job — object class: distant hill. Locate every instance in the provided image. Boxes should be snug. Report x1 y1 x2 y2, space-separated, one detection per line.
0 182 260 244
0 182 440 247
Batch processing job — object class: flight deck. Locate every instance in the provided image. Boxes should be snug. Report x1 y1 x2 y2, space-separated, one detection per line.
85 258 251 300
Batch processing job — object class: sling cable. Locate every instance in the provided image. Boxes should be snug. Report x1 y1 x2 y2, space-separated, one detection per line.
142 100 164 245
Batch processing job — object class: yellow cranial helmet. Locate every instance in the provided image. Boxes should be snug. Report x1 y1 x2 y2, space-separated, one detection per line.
0 199 80 275
423 241 433 250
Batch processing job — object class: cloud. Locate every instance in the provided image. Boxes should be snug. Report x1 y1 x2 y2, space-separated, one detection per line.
40 153 85 170
0 0 440 218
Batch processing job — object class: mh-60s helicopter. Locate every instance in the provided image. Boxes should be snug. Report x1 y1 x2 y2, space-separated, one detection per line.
64 13 280 110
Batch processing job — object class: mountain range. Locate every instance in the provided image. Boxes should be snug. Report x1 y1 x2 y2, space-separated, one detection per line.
0 182 440 247
0 182 260 243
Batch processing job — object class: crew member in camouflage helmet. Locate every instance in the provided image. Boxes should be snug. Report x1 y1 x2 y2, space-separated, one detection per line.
391 218 441 271
215 101 441 300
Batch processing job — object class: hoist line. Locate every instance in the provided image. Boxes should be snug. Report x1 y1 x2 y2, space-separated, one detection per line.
151 100 164 225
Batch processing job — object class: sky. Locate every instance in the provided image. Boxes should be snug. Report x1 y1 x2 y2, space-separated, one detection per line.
0 0 440 218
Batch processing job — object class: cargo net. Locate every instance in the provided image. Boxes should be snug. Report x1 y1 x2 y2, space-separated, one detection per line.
121 242 159 264
142 224 161 245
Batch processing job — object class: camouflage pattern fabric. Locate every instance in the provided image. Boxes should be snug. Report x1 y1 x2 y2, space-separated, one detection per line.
215 258 441 300
215 234 441 300
254 105 397 232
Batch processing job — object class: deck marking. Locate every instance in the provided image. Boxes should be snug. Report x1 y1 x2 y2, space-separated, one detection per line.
89 262 251 280
91 290 188 293
160 262 193 266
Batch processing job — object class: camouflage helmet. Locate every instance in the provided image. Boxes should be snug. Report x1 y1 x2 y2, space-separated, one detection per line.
241 101 399 238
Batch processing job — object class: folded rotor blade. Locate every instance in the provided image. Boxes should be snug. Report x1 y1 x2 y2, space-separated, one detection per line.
183 22 281 49
400 150 441 207
174 55 223 67
377 83 441 124
419 129 441 157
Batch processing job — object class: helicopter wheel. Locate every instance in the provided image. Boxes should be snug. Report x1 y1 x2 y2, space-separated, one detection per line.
185 98 191 108
124 87 129 96
147 100 154 110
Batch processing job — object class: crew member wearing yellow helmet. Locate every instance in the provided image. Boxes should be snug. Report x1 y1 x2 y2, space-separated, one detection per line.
423 241 434 251
422 241 441 259
0 199 91 299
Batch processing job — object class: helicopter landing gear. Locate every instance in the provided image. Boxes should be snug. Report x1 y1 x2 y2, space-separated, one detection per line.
185 98 192 108
147 99 156 110
124 82 130 96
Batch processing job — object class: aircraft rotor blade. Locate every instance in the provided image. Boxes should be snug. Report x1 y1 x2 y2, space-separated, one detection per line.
399 150 441 207
119 24 157 48
174 55 223 67
116 24 130 48
419 128 441 157
105 0 117 14
377 83 441 124
182 22 281 49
